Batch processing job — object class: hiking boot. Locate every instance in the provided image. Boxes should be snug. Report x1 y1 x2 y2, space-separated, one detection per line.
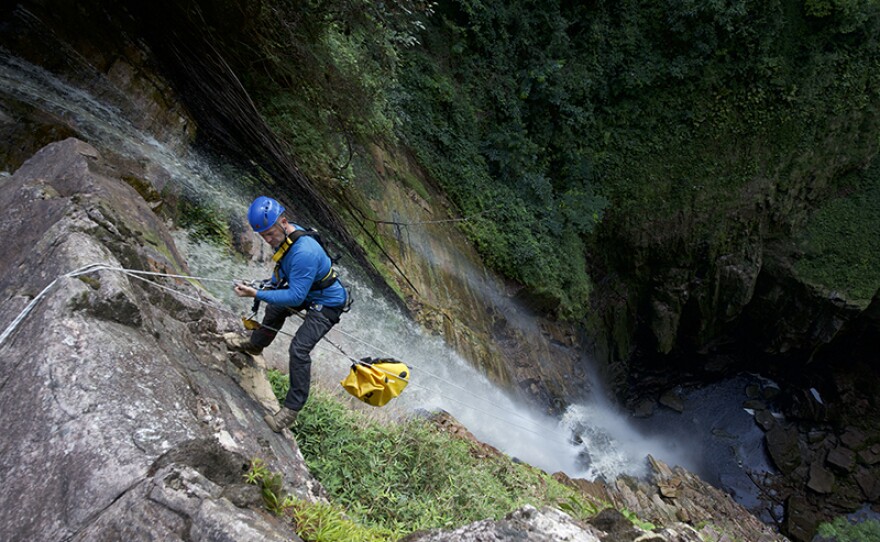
223 333 263 355
264 407 298 432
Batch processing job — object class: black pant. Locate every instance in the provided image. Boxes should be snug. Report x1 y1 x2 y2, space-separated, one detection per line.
250 302 344 411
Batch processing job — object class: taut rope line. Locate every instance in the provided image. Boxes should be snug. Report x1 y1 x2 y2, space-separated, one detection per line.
0 263 563 439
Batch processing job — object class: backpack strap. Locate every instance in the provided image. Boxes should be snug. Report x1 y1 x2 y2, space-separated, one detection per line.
271 229 340 291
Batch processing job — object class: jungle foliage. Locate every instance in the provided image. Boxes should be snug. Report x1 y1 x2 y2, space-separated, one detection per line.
396 0 880 317
794 160 880 304
815 516 880 542
212 0 880 318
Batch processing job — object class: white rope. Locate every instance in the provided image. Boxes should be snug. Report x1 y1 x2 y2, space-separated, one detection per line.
92 265 239 284
0 262 562 439
120 270 214 306
0 263 111 348
0 277 60 348
307 340 559 439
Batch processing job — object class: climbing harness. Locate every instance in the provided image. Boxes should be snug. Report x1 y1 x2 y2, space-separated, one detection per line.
240 227 344 332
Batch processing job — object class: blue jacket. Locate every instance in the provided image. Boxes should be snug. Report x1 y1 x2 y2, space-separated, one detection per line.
255 226 347 308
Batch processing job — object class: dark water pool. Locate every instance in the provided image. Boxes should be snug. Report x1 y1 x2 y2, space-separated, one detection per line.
629 374 783 523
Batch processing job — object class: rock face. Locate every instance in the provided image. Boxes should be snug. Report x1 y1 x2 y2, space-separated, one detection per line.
351 144 592 411
402 504 706 542
738 252 867 359
0 139 319 541
401 505 609 542
604 456 788 542
590 228 880 541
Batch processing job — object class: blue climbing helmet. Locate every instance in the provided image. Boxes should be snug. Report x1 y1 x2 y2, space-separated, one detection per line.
247 196 285 233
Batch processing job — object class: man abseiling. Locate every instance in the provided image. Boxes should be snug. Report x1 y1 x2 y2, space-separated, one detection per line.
229 196 349 432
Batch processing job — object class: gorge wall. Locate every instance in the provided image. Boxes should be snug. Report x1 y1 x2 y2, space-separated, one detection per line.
2 2 879 540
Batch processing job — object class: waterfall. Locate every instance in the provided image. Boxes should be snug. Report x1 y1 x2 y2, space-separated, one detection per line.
0 49 701 480
0 48 245 212
178 229 702 479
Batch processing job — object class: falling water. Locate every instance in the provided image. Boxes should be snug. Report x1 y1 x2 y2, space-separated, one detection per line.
0 47 246 213
178 231 700 478
1 48 701 480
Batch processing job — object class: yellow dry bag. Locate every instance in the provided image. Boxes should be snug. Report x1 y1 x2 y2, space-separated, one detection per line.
341 357 410 407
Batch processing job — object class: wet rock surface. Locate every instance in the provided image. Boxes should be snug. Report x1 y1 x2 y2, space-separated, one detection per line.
762 380 880 540
0 140 318 541
604 456 786 542
361 143 593 414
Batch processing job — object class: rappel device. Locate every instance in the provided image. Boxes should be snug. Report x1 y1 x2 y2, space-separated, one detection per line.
238 278 273 330
340 357 410 407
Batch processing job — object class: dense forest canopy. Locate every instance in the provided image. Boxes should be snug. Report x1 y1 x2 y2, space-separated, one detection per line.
205 0 880 318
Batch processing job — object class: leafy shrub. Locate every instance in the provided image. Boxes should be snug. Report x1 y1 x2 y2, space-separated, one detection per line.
176 198 232 248
244 457 394 541
287 498 395 542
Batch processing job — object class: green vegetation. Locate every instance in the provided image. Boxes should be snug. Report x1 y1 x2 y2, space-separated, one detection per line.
620 508 656 532
286 498 395 542
396 0 880 317
77 275 101 290
794 162 880 305
212 0 880 320
213 0 426 184
266 369 603 539
256 366 880 541
244 458 289 515
244 458 394 541
176 198 233 248
816 516 880 542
